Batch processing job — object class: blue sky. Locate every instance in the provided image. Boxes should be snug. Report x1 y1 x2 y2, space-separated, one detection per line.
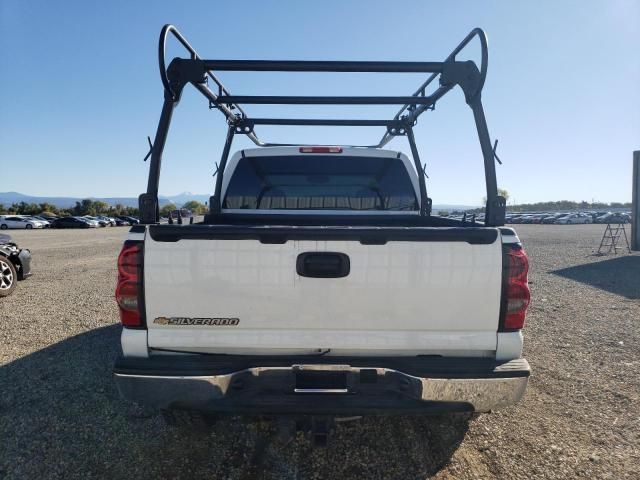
1 0 638 205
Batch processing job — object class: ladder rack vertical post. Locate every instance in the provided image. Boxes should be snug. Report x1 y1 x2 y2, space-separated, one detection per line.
406 127 430 216
469 97 500 226
140 98 177 224
210 125 236 214
146 99 176 198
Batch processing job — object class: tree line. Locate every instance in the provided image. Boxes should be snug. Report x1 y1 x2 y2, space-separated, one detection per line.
0 199 210 217
0 200 139 217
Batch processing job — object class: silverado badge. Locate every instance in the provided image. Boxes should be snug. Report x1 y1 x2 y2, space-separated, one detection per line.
153 317 240 326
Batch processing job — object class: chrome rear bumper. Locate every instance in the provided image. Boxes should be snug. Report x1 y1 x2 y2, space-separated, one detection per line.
114 357 529 414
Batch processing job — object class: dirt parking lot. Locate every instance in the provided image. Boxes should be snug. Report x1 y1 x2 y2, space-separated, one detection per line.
0 225 638 479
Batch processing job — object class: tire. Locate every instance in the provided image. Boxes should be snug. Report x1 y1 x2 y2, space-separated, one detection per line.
25 224 33 229
0 258 17 297
0 224 7 230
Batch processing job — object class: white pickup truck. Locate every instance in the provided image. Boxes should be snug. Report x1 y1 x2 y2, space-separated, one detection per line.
114 26 530 434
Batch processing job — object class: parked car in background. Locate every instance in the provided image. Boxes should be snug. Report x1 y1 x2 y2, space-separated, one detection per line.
20 216 48 228
529 214 550 224
78 216 100 227
0 233 32 297
596 213 629 224
97 216 117 226
116 215 139 225
50 217 93 229
27 216 51 227
592 211 611 220
114 217 131 226
555 213 590 224
578 213 593 224
554 214 573 225
541 213 565 224
83 216 109 227
0 216 44 230
507 215 525 224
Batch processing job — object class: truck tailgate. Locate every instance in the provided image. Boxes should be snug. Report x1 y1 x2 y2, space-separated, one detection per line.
143 225 502 356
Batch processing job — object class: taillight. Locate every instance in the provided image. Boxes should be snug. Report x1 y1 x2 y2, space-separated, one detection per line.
116 241 144 328
299 146 343 154
500 244 530 330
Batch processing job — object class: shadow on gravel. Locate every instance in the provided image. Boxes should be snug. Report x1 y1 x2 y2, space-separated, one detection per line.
0 324 470 480
551 255 640 299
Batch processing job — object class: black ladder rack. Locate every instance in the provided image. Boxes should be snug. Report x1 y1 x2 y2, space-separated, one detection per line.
140 25 506 226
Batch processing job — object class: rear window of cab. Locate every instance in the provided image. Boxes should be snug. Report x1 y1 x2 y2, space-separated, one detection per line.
223 155 418 211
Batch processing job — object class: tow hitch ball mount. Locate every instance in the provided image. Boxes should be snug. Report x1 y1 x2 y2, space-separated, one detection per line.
277 415 361 447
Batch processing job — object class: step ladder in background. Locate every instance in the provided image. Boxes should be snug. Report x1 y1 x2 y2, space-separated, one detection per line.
597 223 631 254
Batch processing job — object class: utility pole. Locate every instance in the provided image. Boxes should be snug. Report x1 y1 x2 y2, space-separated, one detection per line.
632 151 639 250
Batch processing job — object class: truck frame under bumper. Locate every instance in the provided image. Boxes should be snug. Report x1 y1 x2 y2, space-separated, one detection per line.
114 355 529 415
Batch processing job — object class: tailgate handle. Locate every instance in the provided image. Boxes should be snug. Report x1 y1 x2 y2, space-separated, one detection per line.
296 252 350 278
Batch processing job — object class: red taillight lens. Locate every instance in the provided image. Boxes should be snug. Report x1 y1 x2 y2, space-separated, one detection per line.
299 146 343 154
116 241 144 327
502 245 530 330
118 244 140 279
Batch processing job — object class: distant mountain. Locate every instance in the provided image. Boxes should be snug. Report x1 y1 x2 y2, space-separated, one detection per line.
0 192 211 209
0 192 100 208
161 192 210 206
0 192 477 211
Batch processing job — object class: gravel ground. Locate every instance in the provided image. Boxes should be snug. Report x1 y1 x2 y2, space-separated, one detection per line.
0 225 638 479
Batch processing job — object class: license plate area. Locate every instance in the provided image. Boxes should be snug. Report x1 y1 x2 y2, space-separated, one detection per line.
294 370 348 394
